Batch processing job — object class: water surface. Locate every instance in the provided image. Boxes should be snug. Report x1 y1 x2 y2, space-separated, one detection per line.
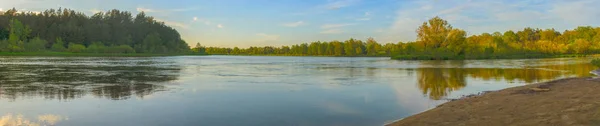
0 56 594 126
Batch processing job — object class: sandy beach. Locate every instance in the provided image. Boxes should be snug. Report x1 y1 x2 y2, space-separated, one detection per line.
388 77 600 126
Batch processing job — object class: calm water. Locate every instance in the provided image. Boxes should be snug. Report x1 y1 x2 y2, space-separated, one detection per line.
0 56 595 126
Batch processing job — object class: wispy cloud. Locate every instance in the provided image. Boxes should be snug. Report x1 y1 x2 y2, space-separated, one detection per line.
217 24 223 28
320 29 343 34
282 21 305 27
320 23 355 34
136 7 197 13
549 0 600 24
322 0 360 10
136 7 156 12
321 23 355 29
356 11 371 21
192 17 214 26
155 18 189 29
379 0 600 43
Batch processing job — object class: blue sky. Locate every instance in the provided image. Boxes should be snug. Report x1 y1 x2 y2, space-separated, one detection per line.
1 0 600 47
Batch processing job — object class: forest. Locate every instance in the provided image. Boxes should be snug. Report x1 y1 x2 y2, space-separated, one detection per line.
0 8 191 54
2 7 598 59
197 17 600 59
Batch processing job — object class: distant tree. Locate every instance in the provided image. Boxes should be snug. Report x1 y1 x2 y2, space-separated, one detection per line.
0 8 191 53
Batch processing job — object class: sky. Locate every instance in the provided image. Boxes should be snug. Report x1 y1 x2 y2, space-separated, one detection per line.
1 0 600 48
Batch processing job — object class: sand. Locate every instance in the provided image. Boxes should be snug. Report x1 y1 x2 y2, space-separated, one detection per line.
387 77 600 126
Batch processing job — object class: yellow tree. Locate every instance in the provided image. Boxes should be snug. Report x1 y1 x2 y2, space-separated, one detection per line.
416 16 453 49
571 39 591 54
444 29 467 55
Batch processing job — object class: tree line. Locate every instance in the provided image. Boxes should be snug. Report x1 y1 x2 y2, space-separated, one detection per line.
194 37 398 56
0 8 190 54
392 17 600 60
194 17 600 59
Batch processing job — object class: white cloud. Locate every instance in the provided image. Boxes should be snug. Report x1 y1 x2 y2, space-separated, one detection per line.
136 7 155 12
255 33 280 42
136 7 196 13
282 21 305 27
364 12 371 16
319 23 355 34
155 18 189 29
320 29 343 34
323 0 359 10
379 0 586 43
217 24 223 28
549 0 600 24
437 5 468 15
321 23 355 29
384 17 420 42
192 17 213 25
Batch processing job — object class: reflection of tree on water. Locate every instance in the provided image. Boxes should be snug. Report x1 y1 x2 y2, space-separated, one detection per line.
417 62 595 100
418 68 467 100
0 64 180 101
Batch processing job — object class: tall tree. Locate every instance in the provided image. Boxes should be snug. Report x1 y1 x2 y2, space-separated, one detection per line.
416 16 453 48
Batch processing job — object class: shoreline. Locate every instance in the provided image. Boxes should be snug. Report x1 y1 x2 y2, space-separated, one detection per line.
0 52 207 57
386 77 600 126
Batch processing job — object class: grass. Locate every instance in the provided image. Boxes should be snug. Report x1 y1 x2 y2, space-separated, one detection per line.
592 58 600 67
0 52 207 57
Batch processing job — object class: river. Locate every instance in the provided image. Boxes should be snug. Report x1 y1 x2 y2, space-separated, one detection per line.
0 56 594 126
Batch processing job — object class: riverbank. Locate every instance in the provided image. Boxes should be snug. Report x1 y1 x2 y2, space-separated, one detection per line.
387 77 600 126
391 54 593 60
0 52 207 57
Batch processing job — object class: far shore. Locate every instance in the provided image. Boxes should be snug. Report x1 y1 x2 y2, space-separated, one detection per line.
0 52 207 57
387 77 600 126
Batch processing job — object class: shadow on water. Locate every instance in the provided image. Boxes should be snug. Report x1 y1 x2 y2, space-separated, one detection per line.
0 58 181 101
417 60 596 100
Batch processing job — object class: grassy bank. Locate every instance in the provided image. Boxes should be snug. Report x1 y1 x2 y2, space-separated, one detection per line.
0 52 207 57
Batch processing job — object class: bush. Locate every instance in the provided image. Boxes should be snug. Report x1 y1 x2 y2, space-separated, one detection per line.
592 58 600 67
114 45 136 53
67 43 86 53
0 40 8 51
85 42 106 53
51 42 66 52
24 37 47 52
